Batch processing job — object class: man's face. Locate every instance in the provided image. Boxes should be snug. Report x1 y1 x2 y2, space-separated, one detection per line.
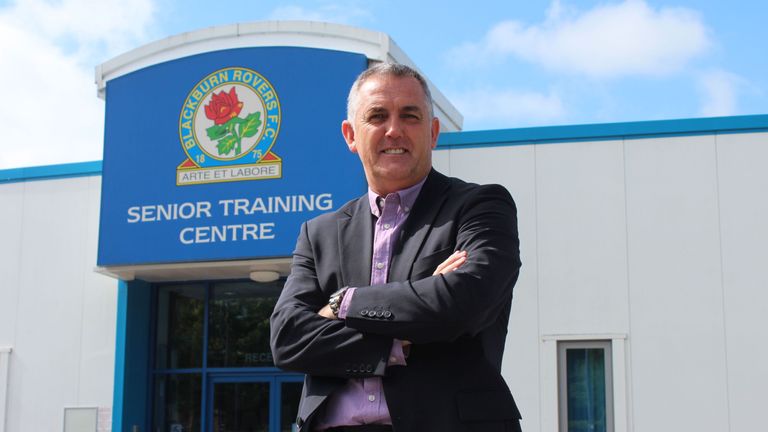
342 75 440 196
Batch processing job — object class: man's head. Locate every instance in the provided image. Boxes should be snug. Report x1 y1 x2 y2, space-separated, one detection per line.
342 63 440 196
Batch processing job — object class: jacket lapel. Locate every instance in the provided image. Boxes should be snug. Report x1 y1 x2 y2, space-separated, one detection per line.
338 196 374 288
389 170 451 281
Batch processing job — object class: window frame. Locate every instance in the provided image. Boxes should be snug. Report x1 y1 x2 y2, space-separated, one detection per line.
557 339 615 432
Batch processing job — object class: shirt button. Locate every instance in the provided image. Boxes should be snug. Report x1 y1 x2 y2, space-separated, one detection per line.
390 356 397 362
368 394 376 402
376 262 384 269
404 206 410 212
383 223 391 229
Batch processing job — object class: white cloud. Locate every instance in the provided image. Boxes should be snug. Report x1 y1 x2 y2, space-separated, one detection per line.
267 4 372 25
0 0 155 169
450 0 710 78
697 70 743 117
449 88 566 129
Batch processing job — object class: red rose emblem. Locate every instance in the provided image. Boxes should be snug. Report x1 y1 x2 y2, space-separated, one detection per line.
204 87 244 125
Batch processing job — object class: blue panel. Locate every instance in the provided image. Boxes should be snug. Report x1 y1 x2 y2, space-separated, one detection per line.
112 281 127 432
98 47 368 266
113 280 152 432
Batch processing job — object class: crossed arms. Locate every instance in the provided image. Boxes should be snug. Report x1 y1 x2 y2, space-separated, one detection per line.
269 184 520 377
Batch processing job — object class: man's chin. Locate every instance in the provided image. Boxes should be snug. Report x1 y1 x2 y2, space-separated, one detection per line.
369 169 426 193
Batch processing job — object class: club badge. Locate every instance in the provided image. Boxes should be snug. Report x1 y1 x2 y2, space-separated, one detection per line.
177 67 282 185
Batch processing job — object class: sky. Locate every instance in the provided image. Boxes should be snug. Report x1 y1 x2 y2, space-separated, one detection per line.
0 0 766 169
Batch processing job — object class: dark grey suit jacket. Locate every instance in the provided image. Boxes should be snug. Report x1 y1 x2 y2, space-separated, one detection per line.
270 169 522 432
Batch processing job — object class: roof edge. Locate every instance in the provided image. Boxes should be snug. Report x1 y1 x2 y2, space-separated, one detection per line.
438 114 768 148
94 20 463 130
0 161 102 184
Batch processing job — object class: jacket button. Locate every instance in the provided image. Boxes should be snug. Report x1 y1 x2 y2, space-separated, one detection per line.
383 311 392 318
367 310 377 317
360 310 369 316
375 310 384 318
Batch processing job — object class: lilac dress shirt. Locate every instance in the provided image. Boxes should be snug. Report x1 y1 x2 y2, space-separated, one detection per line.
313 178 426 430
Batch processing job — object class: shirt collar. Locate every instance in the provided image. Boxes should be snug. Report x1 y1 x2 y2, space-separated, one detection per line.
367 176 427 217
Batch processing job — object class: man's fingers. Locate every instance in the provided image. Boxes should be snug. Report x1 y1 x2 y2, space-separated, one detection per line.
433 250 468 275
317 304 336 319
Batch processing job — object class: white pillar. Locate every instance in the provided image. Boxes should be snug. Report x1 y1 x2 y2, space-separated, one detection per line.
0 346 11 432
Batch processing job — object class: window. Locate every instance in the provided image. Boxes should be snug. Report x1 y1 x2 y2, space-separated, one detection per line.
558 340 614 432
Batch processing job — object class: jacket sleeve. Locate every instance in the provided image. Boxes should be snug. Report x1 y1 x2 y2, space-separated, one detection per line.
344 184 521 344
269 221 392 378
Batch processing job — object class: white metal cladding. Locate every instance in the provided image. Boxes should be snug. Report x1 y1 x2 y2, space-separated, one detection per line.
433 131 768 432
0 176 117 432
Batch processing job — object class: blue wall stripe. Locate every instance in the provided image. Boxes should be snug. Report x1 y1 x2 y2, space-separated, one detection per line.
437 114 768 148
0 160 102 183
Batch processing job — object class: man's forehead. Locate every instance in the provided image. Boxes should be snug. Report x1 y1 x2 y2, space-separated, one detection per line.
357 76 427 109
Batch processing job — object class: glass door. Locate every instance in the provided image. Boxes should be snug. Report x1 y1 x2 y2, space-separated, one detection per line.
208 374 302 432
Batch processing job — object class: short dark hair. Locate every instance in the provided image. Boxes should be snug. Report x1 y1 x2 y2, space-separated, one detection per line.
346 62 434 121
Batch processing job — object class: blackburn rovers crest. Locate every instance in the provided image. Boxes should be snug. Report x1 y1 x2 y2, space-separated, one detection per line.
177 67 282 185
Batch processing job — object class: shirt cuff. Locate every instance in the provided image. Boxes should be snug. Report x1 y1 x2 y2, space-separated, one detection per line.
337 287 356 319
387 340 408 366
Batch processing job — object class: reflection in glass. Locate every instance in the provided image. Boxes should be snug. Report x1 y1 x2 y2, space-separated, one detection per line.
208 281 283 367
566 348 607 432
281 382 303 432
212 381 270 432
155 284 205 369
152 373 201 432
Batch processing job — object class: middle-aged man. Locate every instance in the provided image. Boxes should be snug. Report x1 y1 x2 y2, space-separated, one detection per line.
270 63 522 432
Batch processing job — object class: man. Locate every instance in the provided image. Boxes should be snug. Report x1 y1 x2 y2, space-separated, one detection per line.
270 63 522 432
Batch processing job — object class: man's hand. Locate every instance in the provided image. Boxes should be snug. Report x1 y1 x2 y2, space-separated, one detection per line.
432 250 467 276
317 303 336 319
317 250 468 320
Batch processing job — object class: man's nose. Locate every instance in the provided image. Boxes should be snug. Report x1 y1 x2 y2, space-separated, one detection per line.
385 118 403 139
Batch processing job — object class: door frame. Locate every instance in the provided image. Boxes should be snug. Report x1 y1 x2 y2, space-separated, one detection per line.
206 370 303 432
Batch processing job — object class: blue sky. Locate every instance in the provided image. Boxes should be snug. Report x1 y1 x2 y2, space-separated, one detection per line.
0 0 766 169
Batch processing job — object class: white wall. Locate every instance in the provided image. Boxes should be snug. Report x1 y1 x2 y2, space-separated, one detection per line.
0 175 117 432
435 130 768 432
716 132 768 432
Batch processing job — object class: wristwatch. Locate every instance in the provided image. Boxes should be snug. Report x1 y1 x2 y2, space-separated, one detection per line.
328 287 349 318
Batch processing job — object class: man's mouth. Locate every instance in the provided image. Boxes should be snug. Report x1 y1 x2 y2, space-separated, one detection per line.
382 148 406 154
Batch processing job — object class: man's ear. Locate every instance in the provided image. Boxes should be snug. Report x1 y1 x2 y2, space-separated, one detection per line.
342 120 357 153
430 117 440 149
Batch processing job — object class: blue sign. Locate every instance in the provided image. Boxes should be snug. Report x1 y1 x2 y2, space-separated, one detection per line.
98 47 368 266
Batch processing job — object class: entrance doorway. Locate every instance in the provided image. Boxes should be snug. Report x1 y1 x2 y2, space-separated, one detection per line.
151 280 303 432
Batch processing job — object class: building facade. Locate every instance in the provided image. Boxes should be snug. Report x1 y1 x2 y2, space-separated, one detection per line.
1 21 766 432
